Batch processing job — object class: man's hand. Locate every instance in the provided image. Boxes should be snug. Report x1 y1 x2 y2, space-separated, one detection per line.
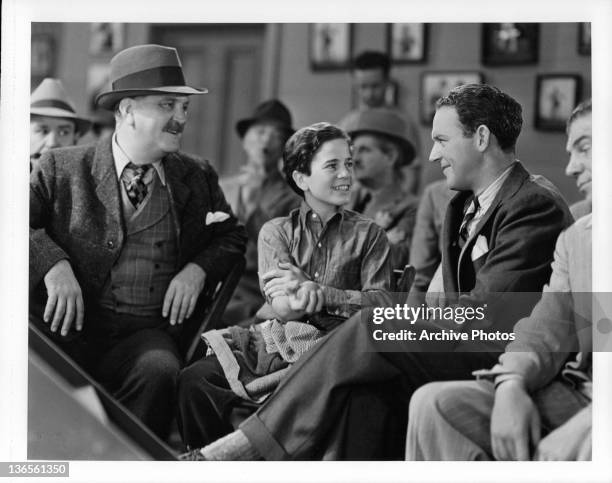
374 210 393 230
43 259 84 336
533 405 591 461
386 226 406 245
262 262 310 299
162 263 206 325
491 379 541 461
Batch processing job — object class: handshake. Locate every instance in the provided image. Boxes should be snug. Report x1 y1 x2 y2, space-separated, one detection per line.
261 261 325 317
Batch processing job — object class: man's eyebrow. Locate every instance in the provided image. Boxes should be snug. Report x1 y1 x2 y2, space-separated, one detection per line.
572 134 591 147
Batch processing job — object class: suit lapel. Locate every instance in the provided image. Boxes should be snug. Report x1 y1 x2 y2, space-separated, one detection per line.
441 190 469 294
162 153 192 239
92 136 123 228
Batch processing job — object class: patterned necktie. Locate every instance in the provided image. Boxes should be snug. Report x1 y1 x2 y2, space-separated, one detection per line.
121 162 152 208
459 196 480 246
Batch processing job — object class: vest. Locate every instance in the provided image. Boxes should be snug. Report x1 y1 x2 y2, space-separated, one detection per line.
98 173 178 316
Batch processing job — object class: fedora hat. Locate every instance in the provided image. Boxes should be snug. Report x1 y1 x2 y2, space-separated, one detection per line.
31 78 91 134
95 44 207 110
235 99 295 139
343 108 416 165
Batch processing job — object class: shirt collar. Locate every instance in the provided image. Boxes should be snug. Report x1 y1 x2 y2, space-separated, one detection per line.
474 162 515 214
298 200 344 225
111 132 166 186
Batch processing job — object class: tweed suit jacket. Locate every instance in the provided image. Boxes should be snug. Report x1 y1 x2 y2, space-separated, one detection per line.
30 135 247 304
497 214 592 391
435 162 573 333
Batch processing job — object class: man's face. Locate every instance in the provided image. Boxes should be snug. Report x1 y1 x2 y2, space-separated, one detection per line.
354 68 387 108
297 138 353 211
242 121 286 172
352 134 394 185
565 113 592 201
128 94 190 159
429 106 480 192
30 116 77 160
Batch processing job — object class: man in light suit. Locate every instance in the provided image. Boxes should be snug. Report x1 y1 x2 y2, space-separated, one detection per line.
30 44 247 438
406 99 593 461
182 84 573 460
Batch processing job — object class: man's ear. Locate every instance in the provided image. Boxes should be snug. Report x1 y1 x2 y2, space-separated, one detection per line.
118 98 135 127
292 170 308 193
475 125 491 152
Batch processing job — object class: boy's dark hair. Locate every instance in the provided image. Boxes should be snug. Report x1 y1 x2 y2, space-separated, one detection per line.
567 99 592 132
353 51 390 78
283 122 351 198
436 84 523 153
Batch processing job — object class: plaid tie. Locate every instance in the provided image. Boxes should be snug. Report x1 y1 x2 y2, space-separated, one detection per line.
459 196 480 247
121 162 152 208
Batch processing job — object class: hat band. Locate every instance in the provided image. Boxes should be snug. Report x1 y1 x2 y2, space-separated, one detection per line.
112 65 186 91
31 99 76 113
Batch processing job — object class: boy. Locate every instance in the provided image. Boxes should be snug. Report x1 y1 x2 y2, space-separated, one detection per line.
178 123 393 454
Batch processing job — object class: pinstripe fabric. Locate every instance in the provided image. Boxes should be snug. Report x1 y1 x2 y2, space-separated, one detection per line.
406 379 589 460
99 172 178 316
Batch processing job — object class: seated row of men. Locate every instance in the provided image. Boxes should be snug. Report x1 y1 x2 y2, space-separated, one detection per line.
29 43 593 461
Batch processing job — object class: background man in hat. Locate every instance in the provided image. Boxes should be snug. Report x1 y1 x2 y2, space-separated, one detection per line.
220 100 301 325
344 107 419 270
338 51 422 196
29 44 247 438
30 78 91 170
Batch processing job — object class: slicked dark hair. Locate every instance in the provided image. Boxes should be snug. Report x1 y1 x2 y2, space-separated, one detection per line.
567 99 592 132
353 51 390 79
283 122 351 198
436 84 523 153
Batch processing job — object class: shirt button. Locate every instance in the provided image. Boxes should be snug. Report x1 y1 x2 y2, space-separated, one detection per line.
317 243 322 248
312 214 317 219
107 240 115 248
314 272 319 278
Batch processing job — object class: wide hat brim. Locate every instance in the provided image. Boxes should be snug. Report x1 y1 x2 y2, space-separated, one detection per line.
30 106 92 134
95 85 207 111
235 117 295 139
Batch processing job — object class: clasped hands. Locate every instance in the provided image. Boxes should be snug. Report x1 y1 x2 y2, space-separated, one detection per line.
42 259 206 336
261 261 324 316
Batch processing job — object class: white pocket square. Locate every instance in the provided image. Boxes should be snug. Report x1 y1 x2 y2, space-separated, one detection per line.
471 234 489 261
205 211 230 226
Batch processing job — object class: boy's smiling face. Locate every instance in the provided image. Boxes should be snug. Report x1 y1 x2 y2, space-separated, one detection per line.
294 138 353 216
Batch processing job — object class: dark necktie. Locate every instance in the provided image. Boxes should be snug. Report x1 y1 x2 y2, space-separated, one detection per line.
459 196 480 247
121 162 152 208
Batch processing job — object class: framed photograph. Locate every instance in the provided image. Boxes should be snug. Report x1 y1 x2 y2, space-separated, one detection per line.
481 23 539 65
420 71 484 124
31 34 55 78
90 23 125 55
578 22 591 55
535 74 581 131
387 23 428 63
310 23 353 71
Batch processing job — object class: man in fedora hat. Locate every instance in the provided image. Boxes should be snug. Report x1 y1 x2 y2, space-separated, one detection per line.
220 99 301 325
343 107 419 270
30 78 91 169
30 44 247 438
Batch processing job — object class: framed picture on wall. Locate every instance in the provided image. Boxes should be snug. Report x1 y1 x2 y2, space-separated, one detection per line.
578 22 591 55
535 74 581 131
481 23 539 65
90 23 125 55
31 34 55 78
420 71 484 124
387 23 428 63
310 23 353 71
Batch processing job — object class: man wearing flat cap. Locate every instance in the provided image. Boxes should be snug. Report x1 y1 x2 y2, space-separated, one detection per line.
30 78 91 170
220 100 300 325
344 107 419 270
29 44 247 438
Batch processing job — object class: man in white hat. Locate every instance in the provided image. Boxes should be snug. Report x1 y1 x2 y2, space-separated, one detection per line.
30 78 91 169
30 44 247 438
